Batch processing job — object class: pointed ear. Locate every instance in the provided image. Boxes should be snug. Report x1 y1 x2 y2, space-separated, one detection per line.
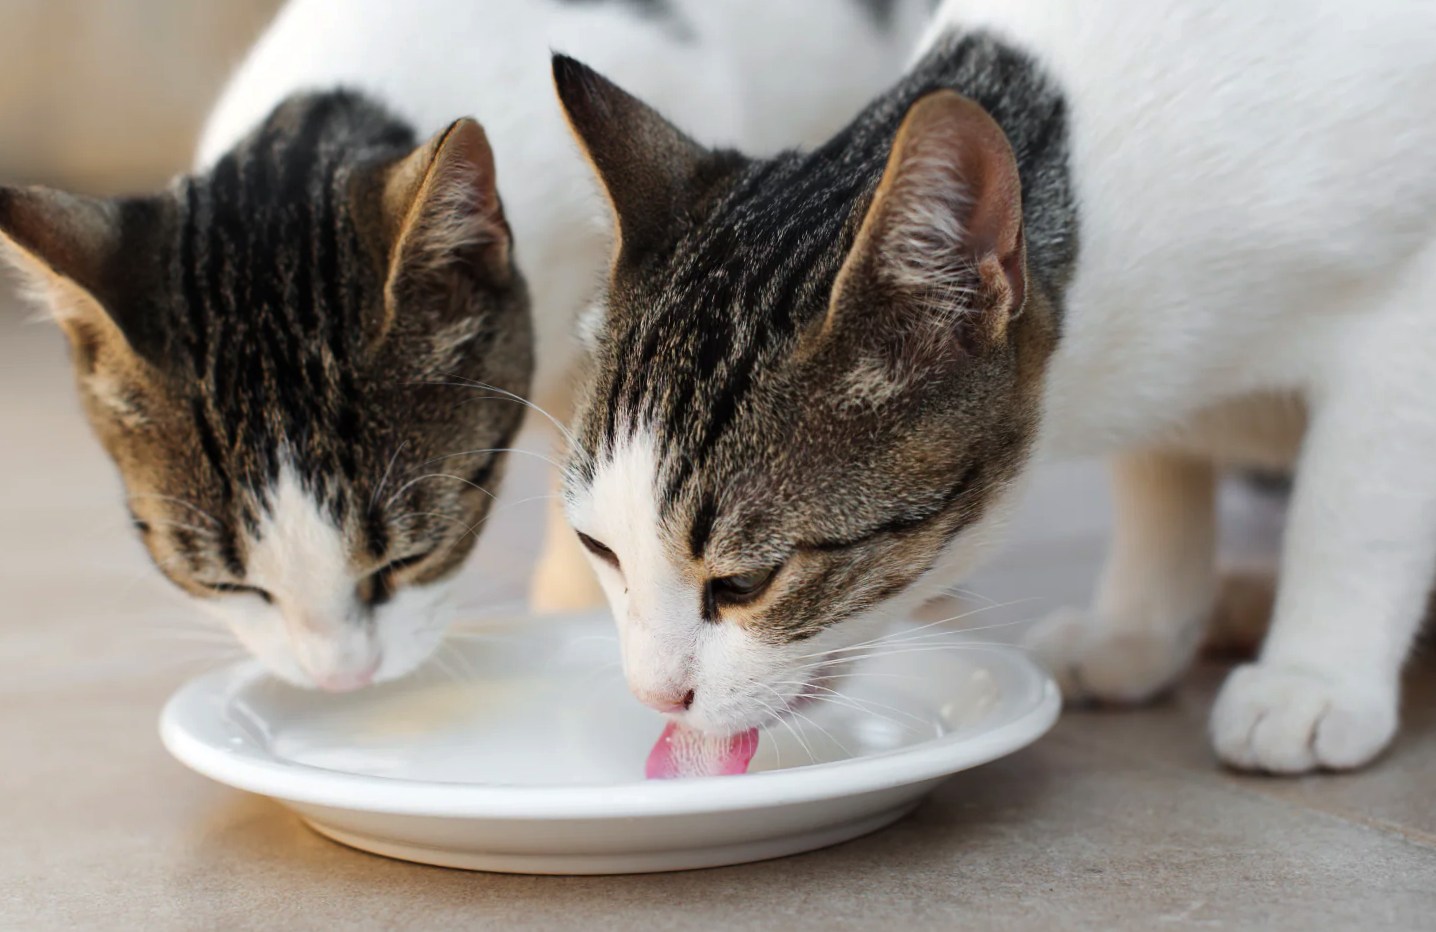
377 117 511 342
827 91 1026 360
0 186 163 366
552 54 708 260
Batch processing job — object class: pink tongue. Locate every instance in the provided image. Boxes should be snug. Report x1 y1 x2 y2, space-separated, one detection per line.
645 721 760 779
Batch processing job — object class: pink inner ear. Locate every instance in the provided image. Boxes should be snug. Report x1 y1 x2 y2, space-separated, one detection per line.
646 721 760 779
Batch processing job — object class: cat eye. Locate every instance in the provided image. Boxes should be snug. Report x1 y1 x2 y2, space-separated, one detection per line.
362 550 435 607
576 531 620 569
373 550 434 580
708 566 780 607
202 582 272 604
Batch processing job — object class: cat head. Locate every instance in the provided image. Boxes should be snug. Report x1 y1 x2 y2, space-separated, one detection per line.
0 93 532 690
553 56 1056 734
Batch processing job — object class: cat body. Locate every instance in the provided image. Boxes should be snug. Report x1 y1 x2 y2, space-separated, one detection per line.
555 0 1436 773
0 0 931 688
941 1 1436 458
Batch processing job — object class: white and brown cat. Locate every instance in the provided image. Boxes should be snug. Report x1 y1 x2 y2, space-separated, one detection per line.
553 0 1436 773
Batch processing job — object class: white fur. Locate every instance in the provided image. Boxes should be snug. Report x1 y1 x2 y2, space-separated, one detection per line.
570 429 1028 734
205 465 452 689
916 0 1436 772
195 0 931 679
580 1 1436 768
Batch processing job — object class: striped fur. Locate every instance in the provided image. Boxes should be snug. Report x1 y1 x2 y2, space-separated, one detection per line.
0 91 531 688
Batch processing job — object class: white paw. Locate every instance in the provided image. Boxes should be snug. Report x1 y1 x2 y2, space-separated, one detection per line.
1023 608 1195 704
1210 663 1396 773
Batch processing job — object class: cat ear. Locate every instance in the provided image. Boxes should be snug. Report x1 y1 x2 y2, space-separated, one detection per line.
552 54 708 260
378 117 510 341
826 90 1026 360
0 186 161 367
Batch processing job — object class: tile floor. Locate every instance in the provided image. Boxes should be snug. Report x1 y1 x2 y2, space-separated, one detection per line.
1 283 1432 930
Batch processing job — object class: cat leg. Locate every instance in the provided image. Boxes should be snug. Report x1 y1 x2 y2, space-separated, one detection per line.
1025 450 1216 703
1210 305 1436 772
529 485 606 613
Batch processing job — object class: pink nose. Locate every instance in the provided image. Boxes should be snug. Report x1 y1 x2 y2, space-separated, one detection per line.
636 688 695 714
312 659 381 693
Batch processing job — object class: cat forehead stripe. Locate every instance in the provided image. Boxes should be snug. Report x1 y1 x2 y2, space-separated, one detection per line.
176 91 414 509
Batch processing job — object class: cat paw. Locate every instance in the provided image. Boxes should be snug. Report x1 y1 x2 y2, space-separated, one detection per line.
1210 663 1396 773
1023 608 1194 704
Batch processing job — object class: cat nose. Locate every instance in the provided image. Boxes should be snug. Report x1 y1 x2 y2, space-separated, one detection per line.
314 668 374 692
636 687 695 714
307 656 381 693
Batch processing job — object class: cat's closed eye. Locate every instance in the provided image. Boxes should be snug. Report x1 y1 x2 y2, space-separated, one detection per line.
360 551 435 607
707 566 781 608
201 582 272 604
576 532 619 569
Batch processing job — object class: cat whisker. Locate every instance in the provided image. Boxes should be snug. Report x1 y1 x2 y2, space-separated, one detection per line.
801 642 1037 668
783 704 852 759
427 648 460 685
397 491 559 550
417 377 586 458
933 583 1000 607
141 517 220 537
441 640 477 681
777 679 928 728
370 439 411 508
754 681 820 766
789 598 1039 662
746 694 789 770
390 510 485 544
759 723 782 771
384 471 500 508
126 494 222 527
416 446 576 483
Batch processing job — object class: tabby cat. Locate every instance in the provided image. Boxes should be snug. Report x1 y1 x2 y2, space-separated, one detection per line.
553 0 1436 773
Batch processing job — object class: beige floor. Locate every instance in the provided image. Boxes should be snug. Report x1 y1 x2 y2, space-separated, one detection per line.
1 280 1433 931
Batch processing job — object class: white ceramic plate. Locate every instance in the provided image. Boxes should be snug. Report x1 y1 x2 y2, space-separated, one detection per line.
161 612 1058 875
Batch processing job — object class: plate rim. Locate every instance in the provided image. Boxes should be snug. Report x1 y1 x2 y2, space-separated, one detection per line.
160 639 1059 821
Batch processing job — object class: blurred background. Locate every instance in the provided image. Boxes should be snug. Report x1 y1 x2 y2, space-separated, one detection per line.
0 0 281 192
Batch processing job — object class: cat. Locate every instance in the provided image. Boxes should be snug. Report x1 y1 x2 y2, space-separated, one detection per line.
0 0 933 690
551 0 1436 774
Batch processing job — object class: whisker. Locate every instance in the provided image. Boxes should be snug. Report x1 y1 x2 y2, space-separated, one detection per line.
126 494 221 526
803 642 1036 665
371 439 411 509
442 640 477 681
755 682 819 766
784 704 852 759
417 377 584 456
394 491 561 551
782 680 929 728
385 471 500 508
790 598 1040 662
